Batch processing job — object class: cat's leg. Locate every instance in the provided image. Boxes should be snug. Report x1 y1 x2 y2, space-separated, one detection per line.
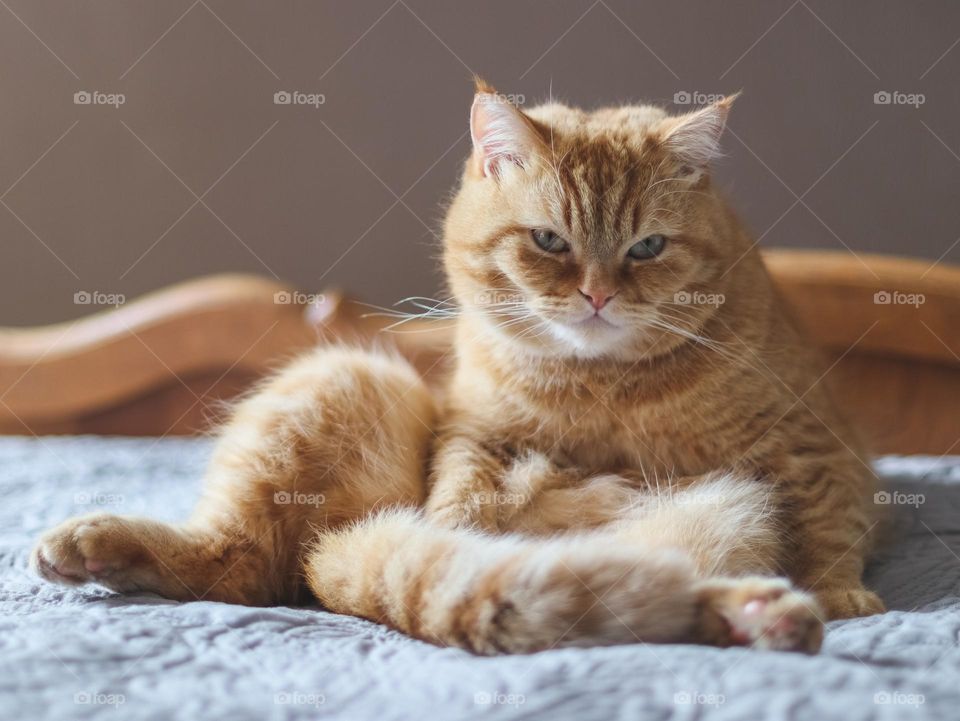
316 470 822 654
428 449 639 533
779 458 884 620
423 432 509 530
306 507 701 654
614 471 825 652
32 514 274 604
425 441 640 533
614 471 782 577
305 504 821 655
32 347 435 605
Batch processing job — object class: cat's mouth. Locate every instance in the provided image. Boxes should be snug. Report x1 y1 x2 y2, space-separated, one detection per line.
573 312 620 329
576 315 620 328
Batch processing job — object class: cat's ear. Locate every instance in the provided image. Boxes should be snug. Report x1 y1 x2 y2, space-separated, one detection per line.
657 93 739 178
470 81 542 178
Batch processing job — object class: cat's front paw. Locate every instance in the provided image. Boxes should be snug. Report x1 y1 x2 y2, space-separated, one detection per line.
815 587 885 620
696 576 824 653
31 514 143 589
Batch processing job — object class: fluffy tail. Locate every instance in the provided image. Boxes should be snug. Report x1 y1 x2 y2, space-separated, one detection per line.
304 508 700 654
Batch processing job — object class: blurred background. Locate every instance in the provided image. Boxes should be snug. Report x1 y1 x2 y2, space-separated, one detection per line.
2 0 958 325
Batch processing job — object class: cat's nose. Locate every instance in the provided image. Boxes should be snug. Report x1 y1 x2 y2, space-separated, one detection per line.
579 288 616 311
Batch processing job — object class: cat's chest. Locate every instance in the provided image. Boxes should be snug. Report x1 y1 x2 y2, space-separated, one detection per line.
472 357 753 475
529 396 726 476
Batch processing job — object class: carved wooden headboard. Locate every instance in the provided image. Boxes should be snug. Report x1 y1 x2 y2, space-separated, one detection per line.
1 250 958 455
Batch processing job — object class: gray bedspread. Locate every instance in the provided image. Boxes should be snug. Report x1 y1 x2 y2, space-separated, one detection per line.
1 437 959 721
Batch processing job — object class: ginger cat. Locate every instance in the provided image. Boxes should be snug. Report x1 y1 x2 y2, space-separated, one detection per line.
32 81 883 655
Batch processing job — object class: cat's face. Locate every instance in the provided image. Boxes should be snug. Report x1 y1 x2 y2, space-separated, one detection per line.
443 85 739 361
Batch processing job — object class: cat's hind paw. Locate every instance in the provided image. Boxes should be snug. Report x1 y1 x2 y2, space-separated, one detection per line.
31 514 144 590
696 576 824 654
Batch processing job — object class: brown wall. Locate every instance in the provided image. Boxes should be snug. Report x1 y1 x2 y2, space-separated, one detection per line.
2 1 958 325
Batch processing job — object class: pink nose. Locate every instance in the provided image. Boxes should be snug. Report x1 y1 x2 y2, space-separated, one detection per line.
579 288 615 311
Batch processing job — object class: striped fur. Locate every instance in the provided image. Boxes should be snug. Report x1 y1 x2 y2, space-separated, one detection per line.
32 84 879 656
306 508 701 654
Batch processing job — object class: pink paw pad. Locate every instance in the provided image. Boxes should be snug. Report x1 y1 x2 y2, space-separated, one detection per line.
42 556 83 582
84 559 109 574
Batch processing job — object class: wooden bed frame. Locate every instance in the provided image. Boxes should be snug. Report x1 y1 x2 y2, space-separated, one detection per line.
1 250 958 454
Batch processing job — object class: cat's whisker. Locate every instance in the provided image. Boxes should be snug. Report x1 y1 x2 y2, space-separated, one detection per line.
393 295 459 308
489 314 541 333
638 174 680 202
378 320 459 335
363 311 458 325
357 300 458 318
656 189 714 201
642 317 739 362
644 209 684 222
379 314 457 332
652 308 739 351
649 316 730 351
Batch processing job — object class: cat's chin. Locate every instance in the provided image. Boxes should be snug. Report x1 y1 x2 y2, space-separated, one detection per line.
475 308 641 360
539 318 636 360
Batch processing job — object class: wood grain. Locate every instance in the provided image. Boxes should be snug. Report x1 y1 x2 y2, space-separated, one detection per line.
1 251 957 454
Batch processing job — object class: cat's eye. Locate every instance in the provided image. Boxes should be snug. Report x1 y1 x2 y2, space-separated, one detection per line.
531 229 569 253
627 234 667 260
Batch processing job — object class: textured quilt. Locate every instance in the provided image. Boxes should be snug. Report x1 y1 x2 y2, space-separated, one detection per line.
1 437 959 720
